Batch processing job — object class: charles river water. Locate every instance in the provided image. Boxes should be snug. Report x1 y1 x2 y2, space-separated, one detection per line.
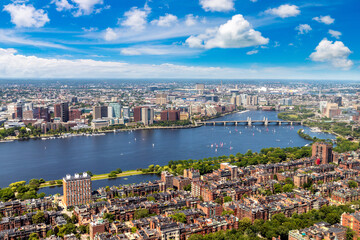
0 111 335 195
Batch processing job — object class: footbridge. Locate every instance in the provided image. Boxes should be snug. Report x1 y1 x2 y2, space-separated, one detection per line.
197 117 302 126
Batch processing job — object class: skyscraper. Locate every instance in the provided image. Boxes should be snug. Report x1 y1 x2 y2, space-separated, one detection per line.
107 106 114 119
133 106 142 122
39 107 50 122
108 102 121 118
122 106 130 119
14 104 23 119
141 107 154 126
93 106 108 119
54 102 69 122
54 104 61 119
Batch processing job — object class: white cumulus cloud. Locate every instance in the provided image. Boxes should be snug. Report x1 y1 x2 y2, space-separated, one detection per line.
200 0 235 12
328 29 342 39
186 14 269 49
121 5 150 31
265 4 300 18
51 0 104 16
3 3 49 28
104 28 118 41
185 14 199 26
296 24 312 34
310 38 353 69
72 0 103 16
151 14 178 27
313 15 334 25
51 0 74 11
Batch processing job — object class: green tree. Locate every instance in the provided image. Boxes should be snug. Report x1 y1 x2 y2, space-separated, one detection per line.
32 211 45 224
183 184 191 191
147 196 155 202
108 171 117 178
46 229 55 237
346 228 355 240
223 196 232 203
274 183 283 194
221 210 234 216
134 209 150 219
348 180 358 189
325 212 340 225
28 233 39 240
238 217 252 232
283 184 294 193
103 213 115 223
0 188 15 201
170 213 187 223
57 223 76 238
79 225 89 234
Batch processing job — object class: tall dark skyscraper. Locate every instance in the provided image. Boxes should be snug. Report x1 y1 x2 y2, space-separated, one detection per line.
54 102 69 122
134 106 142 122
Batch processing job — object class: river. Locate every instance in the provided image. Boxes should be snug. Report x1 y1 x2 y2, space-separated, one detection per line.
0 111 335 193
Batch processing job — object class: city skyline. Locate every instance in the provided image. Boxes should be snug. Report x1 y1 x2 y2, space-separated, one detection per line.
0 0 359 79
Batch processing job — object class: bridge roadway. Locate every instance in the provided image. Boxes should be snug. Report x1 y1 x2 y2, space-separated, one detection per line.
197 117 302 126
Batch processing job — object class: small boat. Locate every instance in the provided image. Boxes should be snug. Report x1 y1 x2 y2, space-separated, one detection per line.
152 143 155 148
276 139 280 142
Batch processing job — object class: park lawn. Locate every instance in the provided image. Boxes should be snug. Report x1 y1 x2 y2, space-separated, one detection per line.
91 170 147 180
39 170 152 188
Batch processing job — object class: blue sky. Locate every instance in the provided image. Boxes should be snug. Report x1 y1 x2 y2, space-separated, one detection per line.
0 0 359 79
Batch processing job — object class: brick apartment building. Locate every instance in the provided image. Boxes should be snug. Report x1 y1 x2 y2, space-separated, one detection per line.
312 142 333 164
63 173 92 207
341 211 360 239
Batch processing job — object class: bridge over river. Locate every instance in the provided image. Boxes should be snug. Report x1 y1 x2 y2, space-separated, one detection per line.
197 117 302 126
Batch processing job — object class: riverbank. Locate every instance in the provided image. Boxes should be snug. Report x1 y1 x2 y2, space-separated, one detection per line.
39 170 155 188
1 110 244 143
1 124 202 142
277 111 359 140
196 109 247 122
